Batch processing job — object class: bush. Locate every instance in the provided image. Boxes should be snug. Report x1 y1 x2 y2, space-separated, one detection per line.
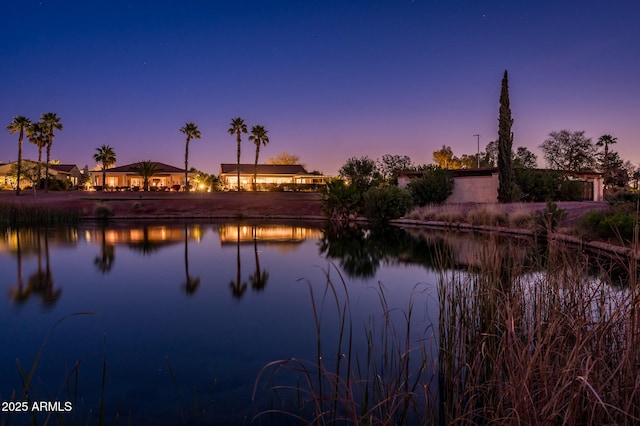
362 186 413 226
514 169 584 202
407 167 454 206
321 180 362 223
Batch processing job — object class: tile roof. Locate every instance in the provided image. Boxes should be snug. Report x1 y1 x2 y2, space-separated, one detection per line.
105 162 186 173
220 163 309 175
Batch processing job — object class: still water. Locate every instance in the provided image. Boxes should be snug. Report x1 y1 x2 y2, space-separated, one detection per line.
0 222 447 424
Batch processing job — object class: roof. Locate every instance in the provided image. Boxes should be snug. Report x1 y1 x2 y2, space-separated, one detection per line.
105 162 186 174
49 164 80 173
220 163 309 175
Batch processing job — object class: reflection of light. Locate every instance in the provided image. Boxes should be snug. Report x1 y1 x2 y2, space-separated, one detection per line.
218 225 322 243
85 231 92 242
198 183 205 190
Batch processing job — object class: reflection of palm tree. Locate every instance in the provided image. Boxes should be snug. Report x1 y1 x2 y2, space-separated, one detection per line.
183 225 200 295
128 226 160 255
249 227 269 291
230 224 247 298
94 225 115 273
8 229 30 303
33 230 62 305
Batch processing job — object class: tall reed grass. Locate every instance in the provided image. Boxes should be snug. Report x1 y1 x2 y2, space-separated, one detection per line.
255 234 640 424
0 202 79 228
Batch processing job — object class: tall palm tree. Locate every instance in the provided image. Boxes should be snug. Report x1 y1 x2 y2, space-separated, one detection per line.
93 145 117 191
40 112 63 193
227 117 247 191
27 121 48 189
596 134 618 189
6 116 32 195
132 160 159 191
180 122 201 192
248 125 270 191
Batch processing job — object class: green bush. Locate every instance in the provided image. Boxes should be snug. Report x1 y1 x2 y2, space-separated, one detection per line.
321 180 362 222
407 167 454 206
362 186 413 226
514 169 583 202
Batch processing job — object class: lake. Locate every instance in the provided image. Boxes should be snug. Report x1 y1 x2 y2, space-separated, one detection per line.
0 222 636 424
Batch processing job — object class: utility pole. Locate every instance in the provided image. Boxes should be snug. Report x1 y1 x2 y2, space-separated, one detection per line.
473 134 480 168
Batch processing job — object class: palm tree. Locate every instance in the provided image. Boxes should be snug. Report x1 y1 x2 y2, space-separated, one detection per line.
27 121 48 189
6 116 32 195
249 125 270 191
132 160 159 191
40 112 63 193
596 134 618 189
93 145 117 191
227 117 247 191
180 122 201 192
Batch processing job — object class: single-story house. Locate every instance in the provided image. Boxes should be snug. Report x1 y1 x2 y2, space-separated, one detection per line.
397 168 604 202
219 163 328 191
91 162 193 191
0 160 82 190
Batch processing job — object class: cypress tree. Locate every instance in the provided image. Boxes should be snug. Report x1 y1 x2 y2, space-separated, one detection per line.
497 70 514 203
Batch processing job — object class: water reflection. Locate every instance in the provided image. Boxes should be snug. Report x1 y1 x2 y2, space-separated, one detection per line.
94 225 115 273
7 228 62 306
249 227 269 292
183 224 201 295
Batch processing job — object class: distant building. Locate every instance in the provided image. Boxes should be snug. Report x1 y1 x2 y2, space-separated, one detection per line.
397 168 604 202
219 163 328 191
91 162 193 191
0 160 82 190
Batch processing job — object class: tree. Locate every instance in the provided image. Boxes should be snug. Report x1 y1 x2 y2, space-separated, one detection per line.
6 116 32 195
228 117 247 192
180 122 201 192
93 145 117 191
267 152 301 166
248 125 270 191
132 160 159 191
432 145 460 169
40 112 63 193
497 70 514 203
484 140 499 167
27 121 48 188
595 134 618 189
407 166 455 206
377 154 414 183
513 146 537 169
540 130 595 172
339 156 381 193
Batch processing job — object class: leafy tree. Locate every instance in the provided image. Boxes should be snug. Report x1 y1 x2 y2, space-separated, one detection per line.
432 145 461 169
339 156 381 193
248 125 270 191
40 112 63 193
599 151 630 188
6 116 32 195
513 146 537 169
227 117 247 192
180 122 201 192
514 169 582 202
27 121 48 188
267 152 301 166
132 160 159 191
407 166 455 206
377 154 414 183
497 70 514 203
93 145 117 191
484 140 498 167
540 130 596 172
362 185 413 226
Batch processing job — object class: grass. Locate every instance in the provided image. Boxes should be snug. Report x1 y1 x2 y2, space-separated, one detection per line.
254 235 640 424
0 202 79 228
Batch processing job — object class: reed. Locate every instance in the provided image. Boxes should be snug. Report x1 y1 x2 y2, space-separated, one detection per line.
255 234 640 424
0 202 79 228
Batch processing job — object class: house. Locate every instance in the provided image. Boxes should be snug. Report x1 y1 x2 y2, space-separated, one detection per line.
0 160 83 190
219 163 328 191
91 162 194 191
397 168 604 203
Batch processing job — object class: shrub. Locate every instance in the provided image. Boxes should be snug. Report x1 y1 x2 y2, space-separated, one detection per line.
362 185 413 226
535 201 567 233
509 207 534 228
94 202 114 219
514 169 583 202
467 205 509 227
321 180 362 223
407 167 455 206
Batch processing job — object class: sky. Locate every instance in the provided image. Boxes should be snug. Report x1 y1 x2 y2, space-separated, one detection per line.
1 0 639 176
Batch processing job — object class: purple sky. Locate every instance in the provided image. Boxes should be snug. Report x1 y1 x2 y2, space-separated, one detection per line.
2 0 639 175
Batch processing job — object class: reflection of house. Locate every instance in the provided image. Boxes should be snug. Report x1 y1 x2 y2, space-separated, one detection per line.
91 162 193 190
0 160 82 189
219 164 328 191
397 168 604 202
219 224 323 244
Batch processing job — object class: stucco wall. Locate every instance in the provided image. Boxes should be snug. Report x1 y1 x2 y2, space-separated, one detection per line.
447 174 499 203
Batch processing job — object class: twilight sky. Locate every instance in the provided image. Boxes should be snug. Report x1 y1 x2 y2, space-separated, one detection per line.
2 0 639 175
